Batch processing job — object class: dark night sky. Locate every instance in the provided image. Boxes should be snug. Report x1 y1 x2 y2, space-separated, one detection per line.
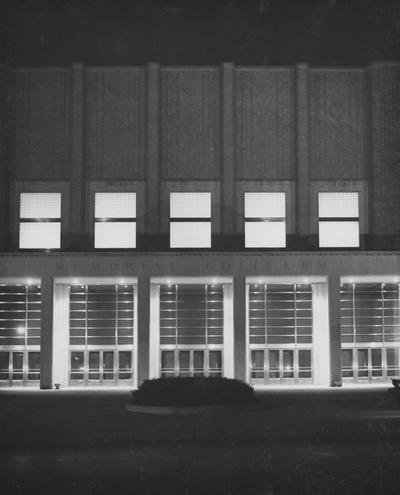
1 0 400 66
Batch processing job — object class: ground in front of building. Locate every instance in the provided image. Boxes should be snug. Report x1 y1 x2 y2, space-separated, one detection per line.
2 387 400 495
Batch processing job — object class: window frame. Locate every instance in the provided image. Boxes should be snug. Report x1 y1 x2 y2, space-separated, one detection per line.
87 181 145 250
310 181 368 250
14 181 69 251
244 191 287 248
93 192 137 249
318 191 360 248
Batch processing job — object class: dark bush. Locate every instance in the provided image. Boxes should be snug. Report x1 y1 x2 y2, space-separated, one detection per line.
131 377 256 407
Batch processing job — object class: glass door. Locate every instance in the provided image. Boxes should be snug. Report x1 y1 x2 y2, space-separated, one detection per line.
161 349 222 377
341 347 398 382
0 350 40 385
251 348 312 384
69 350 133 385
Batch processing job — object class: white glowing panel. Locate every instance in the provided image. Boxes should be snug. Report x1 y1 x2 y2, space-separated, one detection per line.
170 193 211 218
170 222 211 248
19 223 61 249
245 222 286 248
318 192 359 218
95 223 136 248
319 221 359 247
244 192 285 218
20 193 61 219
95 193 136 218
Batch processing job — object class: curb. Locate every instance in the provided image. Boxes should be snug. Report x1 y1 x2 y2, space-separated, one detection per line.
125 402 264 415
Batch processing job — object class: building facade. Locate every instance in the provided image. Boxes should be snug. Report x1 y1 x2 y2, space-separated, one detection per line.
0 62 399 389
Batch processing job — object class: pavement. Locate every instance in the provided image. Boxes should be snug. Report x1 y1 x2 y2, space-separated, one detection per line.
2 386 400 494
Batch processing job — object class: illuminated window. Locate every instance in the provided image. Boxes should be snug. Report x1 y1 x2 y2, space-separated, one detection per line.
244 192 286 248
318 192 359 248
94 193 136 248
170 193 211 248
19 193 61 249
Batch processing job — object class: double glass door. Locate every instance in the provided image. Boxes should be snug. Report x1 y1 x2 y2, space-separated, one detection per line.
0 350 40 385
70 349 132 385
161 349 223 377
251 348 312 384
342 347 400 382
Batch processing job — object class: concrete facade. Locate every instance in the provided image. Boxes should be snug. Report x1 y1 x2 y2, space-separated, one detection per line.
0 62 399 389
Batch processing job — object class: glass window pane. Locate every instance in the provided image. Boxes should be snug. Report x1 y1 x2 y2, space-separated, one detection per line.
244 192 285 218
209 351 222 370
19 222 61 249
298 350 311 368
245 221 286 248
0 352 9 380
282 350 294 378
94 222 136 248
12 352 24 380
161 351 175 371
319 221 359 248
193 351 204 375
251 350 264 368
170 222 211 248
71 351 84 370
95 192 136 218
118 351 132 379
103 351 114 380
342 349 353 367
318 192 359 218
28 352 40 380
170 192 211 218
20 193 61 219
179 351 190 371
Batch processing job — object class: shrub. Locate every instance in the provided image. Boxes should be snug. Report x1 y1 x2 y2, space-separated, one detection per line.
131 377 256 407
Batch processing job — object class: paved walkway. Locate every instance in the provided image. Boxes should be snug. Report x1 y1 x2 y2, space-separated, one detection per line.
2 387 400 494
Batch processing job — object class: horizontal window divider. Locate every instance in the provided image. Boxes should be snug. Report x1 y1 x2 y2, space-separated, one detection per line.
20 218 60 223
170 218 210 222
95 218 136 222
319 217 359 222
245 217 285 222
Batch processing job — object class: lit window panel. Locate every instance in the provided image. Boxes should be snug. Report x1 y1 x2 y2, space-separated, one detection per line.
318 192 359 248
95 192 136 219
245 222 286 248
170 192 211 218
19 193 61 249
244 192 286 248
170 192 211 248
20 223 61 249
319 221 359 248
94 192 136 249
94 222 136 248
170 222 211 248
318 192 359 218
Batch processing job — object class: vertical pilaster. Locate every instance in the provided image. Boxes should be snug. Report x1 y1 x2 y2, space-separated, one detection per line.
0 64 11 251
52 284 69 388
145 63 161 237
221 62 235 235
296 63 310 236
328 274 342 386
233 275 246 381
70 63 85 250
40 276 54 389
312 282 331 386
137 275 150 386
